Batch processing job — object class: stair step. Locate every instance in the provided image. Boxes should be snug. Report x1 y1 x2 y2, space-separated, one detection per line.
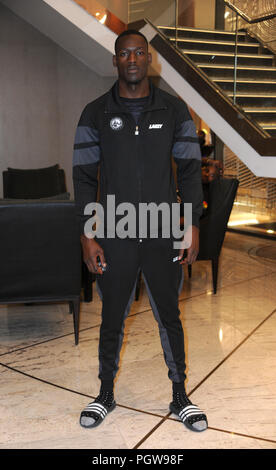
212 78 276 83
182 50 273 59
198 64 276 70
158 25 247 36
172 38 263 54
215 79 276 94
228 93 276 97
169 38 258 47
265 129 276 136
158 25 248 42
186 51 273 66
259 124 276 136
243 107 276 112
234 96 276 106
259 124 276 129
244 110 276 125
198 64 276 79
243 108 276 122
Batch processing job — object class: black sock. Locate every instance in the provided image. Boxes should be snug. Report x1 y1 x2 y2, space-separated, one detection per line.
96 391 114 408
98 380 114 408
100 380 114 393
172 382 192 410
172 381 185 393
172 390 192 409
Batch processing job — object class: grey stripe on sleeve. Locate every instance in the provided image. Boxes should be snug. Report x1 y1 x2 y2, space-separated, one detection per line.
175 119 199 140
172 141 201 160
74 126 99 145
73 145 100 166
172 119 201 160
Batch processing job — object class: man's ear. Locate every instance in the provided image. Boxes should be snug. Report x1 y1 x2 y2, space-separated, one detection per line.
113 55 117 67
148 52 152 64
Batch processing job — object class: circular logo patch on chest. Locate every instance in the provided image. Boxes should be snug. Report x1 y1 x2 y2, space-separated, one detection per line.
110 116 124 131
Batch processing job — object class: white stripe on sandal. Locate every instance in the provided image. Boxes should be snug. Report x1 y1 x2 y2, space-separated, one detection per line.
84 403 107 418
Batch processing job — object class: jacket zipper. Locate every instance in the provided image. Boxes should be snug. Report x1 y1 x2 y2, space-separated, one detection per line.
105 107 167 212
134 108 166 208
135 119 141 212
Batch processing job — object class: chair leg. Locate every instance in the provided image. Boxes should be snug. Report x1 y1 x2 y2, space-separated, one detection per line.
188 264 192 278
69 301 73 314
211 258 219 294
135 271 142 301
71 298 80 345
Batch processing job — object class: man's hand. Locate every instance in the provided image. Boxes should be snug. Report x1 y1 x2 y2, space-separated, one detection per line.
80 236 106 274
179 225 199 265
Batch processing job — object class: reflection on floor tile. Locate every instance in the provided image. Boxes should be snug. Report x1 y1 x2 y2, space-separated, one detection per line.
187 318 276 442
0 366 160 449
0 232 275 449
139 418 276 449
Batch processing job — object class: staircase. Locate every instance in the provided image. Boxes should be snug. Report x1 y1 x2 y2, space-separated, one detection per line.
158 26 276 137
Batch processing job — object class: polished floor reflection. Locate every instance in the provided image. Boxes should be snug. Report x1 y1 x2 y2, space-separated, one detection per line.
0 231 275 449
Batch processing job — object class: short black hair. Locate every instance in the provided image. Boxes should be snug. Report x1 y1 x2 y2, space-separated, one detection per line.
114 29 148 54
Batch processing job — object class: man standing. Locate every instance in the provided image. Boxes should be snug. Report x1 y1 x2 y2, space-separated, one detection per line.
73 30 207 432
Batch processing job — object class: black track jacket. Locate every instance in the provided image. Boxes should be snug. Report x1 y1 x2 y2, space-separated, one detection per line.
73 80 203 238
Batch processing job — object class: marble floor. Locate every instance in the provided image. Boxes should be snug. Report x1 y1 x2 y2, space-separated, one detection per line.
0 231 276 450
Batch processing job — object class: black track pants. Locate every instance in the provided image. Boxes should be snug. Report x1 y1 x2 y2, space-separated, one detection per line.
96 237 186 384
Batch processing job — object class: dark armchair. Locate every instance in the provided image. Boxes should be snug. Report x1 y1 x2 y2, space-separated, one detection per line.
135 178 239 300
2 165 94 303
3 164 67 199
188 177 239 293
0 199 82 344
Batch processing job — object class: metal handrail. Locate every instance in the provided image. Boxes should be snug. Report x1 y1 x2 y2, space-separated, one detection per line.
171 1 276 139
224 0 276 24
223 1 276 102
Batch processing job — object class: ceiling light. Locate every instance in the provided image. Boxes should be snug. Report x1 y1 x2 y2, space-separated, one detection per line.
100 14 107 24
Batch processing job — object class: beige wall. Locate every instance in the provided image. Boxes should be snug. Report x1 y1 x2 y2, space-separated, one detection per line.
103 0 128 22
194 0 216 29
75 0 128 23
129 0 176 26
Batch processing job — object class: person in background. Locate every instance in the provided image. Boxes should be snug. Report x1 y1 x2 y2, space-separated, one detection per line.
201 131 223 217
197 129 214 158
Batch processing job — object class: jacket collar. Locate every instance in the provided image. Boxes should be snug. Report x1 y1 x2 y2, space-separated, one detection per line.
105 79 168 114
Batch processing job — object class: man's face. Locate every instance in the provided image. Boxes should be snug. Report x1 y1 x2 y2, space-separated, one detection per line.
113 34 152 85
